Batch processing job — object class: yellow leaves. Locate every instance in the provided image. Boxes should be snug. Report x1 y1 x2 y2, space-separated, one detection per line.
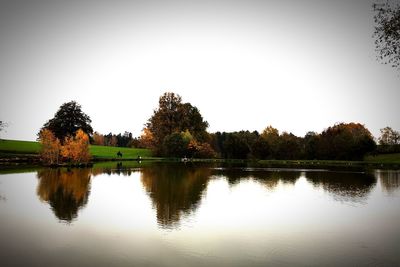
39 128 91 164
61 129 91 164
39 129 61 165
140 128 155 149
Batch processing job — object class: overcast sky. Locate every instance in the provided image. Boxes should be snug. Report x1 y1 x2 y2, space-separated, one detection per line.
0 0 399 141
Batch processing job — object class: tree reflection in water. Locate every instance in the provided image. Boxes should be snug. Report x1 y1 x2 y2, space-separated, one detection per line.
305 171 376 203
140 164 211 229
213 168 299 189
376 170 400 194
34 163 383 226
37 168 91 222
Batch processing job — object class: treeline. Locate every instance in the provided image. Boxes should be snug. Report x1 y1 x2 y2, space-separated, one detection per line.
140 92 380 160
209 123 376 161
92 131 139 148
37 93 399 162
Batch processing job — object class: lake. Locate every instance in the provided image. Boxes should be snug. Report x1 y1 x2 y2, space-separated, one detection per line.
0 162 399 266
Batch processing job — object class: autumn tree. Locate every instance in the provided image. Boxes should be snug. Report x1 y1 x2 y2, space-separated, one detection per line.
260 126 280 158
317 123 376 160
138 128 155 149
146 92 209 156
373 0 400 70
61 129 91 164
38 128 61 165
93 132 105 145
188 140 216 158
40 101 93 142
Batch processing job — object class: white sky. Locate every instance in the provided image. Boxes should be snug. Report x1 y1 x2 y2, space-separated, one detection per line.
0 0 399 141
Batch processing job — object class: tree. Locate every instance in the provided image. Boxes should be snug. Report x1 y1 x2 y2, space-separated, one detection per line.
40 101 93 142
61 129 91 163
0 121 8 138
379 126 400 145
373 1 400 70
378 126 400 153
93 132 105 145
139 128 155 149
0 121 6 132
304 131 320 159
162 132 190 158
146 92 209 155
38 128 61 165
276 132 302 160
222 131 255 159
260 126 280 159
179 103 209 142
317 123 376 160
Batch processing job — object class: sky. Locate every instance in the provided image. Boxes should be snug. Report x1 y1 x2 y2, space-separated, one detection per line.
0 0 399 141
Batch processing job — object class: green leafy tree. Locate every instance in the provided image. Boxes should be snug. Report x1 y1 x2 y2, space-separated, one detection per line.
40 101 93 142
163 132 190 157
373 0 400 69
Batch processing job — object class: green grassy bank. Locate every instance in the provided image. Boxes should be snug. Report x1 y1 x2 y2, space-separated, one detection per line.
0 139 152 160
257 154 400 169
1 139 399 169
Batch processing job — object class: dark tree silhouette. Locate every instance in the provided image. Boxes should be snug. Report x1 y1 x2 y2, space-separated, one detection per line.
373 1 400 69
39 101 93 142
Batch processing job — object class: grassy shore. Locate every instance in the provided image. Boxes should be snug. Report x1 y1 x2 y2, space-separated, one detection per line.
0 139 151 160
257 154 400 169
1 139 399 169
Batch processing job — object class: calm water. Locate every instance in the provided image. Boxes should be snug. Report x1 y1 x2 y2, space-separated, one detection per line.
0 162 399 267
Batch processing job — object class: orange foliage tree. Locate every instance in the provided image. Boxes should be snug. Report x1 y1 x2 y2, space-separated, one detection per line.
93 131 105 145
139 128 155 149
61 129 91 163
39 128 61 165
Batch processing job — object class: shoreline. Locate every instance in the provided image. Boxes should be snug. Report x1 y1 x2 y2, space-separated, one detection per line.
0 155 399 170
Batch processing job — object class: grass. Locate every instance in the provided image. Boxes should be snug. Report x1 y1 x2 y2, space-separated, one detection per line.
0 139 152 159
90 145 152 159
364 153 400 164
0 139 41 154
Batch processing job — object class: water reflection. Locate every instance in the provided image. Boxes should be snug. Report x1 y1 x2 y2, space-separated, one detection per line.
376 170 400 193
1 164 399 266
37 168 91 222
214 168 299 189
34 163 383 225
305 171 376 202
140 164 211 228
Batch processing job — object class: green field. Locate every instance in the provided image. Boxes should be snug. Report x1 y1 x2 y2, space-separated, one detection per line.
89 145 152 159
0 139 152 159
0 139 41 154
364 153 400 164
